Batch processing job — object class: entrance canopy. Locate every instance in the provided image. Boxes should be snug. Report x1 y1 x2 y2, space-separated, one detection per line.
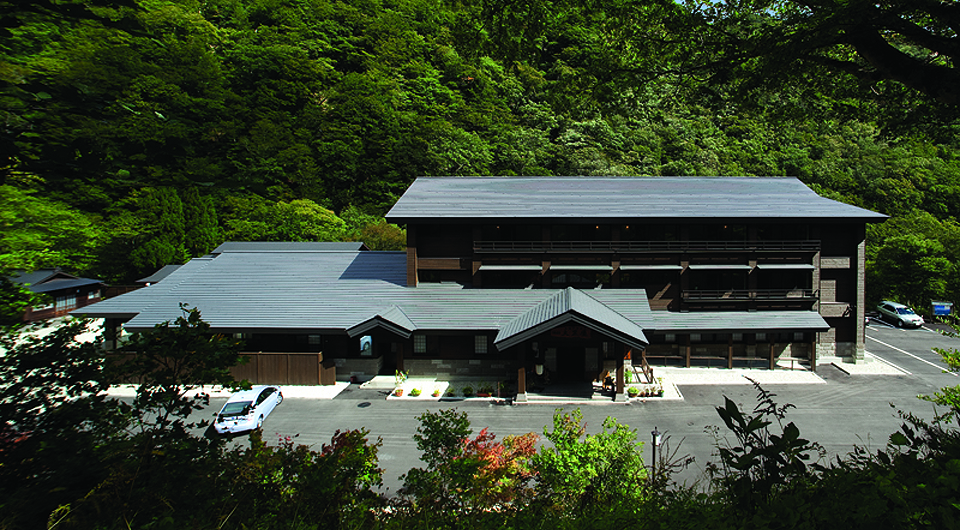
346 306 417 338
495 287 648 351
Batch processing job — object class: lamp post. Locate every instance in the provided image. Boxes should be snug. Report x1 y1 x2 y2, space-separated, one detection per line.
651 427 662 478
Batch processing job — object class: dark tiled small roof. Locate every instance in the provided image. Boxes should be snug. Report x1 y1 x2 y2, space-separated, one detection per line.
10 269 74 286
10 269 103 293
28 278 103 294
137 265 182 284
386 176 887 222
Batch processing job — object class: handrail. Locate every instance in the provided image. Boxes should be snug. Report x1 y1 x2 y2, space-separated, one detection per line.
681 288 818 301
638 356 655 385
473 240 820 252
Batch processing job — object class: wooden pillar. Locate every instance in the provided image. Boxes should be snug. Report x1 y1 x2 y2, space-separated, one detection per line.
769 340 776 370
516 367 527 402
728 335 734 369
809 339 817 372
615 363 626 402
406 226 418 287
684 334 691 368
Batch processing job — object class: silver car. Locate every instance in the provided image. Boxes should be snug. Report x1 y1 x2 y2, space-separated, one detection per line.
213 385 283 434
876 301 924 328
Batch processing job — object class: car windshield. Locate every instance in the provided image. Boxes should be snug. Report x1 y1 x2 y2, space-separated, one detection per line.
220 401 252 417
896 307 916 315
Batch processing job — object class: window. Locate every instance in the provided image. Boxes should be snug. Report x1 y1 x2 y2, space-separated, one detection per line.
690 333 701 342
793 332 805 342
664 333 676 343
55 295 76 312
87 290 99 300
414 335 426 354
309 335 321 345
733 333 743 342
474 335 487 354
756 333 767 342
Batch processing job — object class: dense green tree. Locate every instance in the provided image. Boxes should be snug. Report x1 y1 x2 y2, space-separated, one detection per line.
100 186 188 282
222 195 347 242
181 186 219 257
0 184 106 273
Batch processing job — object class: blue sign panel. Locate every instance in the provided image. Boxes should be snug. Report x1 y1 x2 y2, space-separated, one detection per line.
933 302 953 316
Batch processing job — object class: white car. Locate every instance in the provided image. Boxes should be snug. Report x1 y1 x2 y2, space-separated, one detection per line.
213 385 283 434
876 301 924 328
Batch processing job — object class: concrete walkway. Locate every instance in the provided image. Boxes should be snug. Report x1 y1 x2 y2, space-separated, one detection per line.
103 351 905 403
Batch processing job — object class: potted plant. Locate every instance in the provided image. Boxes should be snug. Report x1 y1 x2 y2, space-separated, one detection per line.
462 385 474 397
410 388 422 397
432 388 441 397
627 387 639 398
394 388 404 397
476 381 494 397
445 387 457 397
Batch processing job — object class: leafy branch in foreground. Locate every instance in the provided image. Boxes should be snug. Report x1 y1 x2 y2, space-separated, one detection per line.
923 323 960 425
109 303 245 434
707 380 824 510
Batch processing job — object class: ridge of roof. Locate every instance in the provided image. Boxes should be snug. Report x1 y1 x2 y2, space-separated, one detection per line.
386 176 887 221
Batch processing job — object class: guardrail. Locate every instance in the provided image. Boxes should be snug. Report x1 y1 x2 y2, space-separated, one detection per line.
473 240 820 253
681 288 818 301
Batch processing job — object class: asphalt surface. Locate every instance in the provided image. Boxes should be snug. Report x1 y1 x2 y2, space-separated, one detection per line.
205 318 960 496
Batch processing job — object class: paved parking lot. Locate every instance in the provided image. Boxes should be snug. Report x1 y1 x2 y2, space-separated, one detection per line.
205 320 960 495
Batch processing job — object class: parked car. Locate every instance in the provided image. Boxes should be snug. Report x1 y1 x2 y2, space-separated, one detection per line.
876 301 924 328
213 385 283 434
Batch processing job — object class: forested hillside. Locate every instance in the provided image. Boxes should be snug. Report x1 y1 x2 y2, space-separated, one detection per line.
2 0 959 307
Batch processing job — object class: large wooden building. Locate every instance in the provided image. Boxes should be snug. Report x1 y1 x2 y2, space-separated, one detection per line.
77 177 886 397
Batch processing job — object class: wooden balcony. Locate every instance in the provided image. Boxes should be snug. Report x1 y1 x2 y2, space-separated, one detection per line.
473 240 820 253
681 289 818 301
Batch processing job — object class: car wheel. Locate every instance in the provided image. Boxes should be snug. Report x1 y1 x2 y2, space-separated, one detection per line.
277 392 283 405
257 415 263 429
896 319 903 328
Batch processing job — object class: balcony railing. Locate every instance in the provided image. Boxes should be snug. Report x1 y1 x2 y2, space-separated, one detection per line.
681 289 818 301
473 240 820 253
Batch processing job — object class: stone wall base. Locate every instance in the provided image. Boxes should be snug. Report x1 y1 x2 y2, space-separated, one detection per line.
334 356 383 382
404 358 515 380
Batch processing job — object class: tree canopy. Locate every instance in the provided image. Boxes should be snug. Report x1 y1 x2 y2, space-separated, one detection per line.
0 0 959 301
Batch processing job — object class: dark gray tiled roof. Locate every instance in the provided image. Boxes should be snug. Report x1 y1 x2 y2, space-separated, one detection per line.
28 278 103 293
76 249 829 342
10 269 103 293
386 176 887 222
137 265 182 284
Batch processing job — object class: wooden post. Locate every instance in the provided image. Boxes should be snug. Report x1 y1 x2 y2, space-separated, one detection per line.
684 334 691 368
515 367 528 403
615 363 626 402
769 340 776 370
397 342 404 372
809 339 817 372
728 335 734 369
